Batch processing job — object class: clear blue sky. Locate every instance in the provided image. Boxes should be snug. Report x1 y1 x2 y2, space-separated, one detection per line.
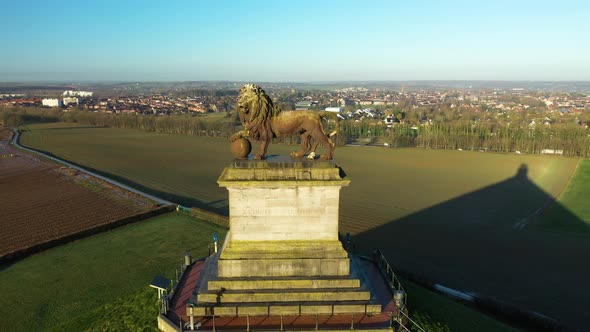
1 0 589 82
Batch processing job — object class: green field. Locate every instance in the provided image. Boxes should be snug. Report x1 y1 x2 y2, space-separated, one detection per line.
536 159 590 232
20 123 576 232
18 123 590 329
0 213 225 332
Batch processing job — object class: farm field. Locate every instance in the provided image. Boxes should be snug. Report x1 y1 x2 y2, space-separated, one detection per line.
19 123 231 213
0 127 156 261
0 212 226 332
19 123 589 329
19 123 575 229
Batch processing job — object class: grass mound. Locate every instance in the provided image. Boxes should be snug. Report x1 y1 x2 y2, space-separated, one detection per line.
0 213 224 331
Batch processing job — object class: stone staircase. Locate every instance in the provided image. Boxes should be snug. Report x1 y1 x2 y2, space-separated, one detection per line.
190 273 381 317
188 250 382 316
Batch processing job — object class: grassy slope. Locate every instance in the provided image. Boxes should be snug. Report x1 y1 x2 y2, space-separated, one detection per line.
535 159 590 233
0 213 225 332
52 286 160 332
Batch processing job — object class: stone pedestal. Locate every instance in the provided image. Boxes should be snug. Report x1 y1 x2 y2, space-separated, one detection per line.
189 157 382 317
217 157 350 278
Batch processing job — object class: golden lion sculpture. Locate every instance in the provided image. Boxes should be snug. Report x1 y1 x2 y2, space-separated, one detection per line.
230 84 337 160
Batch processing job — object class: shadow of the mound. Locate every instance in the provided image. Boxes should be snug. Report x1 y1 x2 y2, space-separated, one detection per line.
353 164 589 330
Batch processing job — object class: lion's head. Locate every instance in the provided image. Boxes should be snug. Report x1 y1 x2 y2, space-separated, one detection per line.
237 84 281 140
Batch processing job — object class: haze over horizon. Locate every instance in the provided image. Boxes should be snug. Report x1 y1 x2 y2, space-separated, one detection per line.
2 0 589 82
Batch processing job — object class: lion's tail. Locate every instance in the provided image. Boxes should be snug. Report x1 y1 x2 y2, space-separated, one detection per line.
318 111 339 138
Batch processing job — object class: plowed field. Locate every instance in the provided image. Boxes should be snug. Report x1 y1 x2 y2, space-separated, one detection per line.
0 127 155 260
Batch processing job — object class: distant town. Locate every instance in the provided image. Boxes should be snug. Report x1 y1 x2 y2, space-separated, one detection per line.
2 82 589 127
2 81 590 158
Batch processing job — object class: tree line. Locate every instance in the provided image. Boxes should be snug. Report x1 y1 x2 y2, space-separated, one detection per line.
1 107 237 137
2 107 589 157
340 119 590 157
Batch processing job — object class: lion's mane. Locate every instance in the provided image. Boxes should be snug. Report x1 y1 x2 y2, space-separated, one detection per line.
237 84 282 141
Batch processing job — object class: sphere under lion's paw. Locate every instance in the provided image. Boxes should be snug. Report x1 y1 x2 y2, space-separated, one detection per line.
230 138 251 159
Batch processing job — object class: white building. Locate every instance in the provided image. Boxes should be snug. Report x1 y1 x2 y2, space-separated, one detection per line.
63 90 93 97
63 97 79 106
541 149 564 155
325 107 344 113
42 98 63 107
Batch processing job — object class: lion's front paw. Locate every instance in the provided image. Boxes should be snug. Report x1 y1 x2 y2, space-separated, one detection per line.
254 154 265 160
290 151 304 158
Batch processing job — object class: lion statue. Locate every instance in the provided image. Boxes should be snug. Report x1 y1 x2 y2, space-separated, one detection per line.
230 84 338 160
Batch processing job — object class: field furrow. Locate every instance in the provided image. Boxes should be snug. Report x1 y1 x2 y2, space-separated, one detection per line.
0 127 155 259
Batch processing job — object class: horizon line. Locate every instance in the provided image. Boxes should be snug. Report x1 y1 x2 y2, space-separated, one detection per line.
2 79 590 84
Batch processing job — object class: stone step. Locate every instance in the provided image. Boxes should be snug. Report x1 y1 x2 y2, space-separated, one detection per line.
197 288 371 304
218 257 350 278
220 240 349 259
189 301 382 317
208 277 360 291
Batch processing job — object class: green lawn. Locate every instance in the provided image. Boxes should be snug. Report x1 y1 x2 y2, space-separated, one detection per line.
401 277 517 332
535 159 590 233
52 286 160 332
0 213 225 332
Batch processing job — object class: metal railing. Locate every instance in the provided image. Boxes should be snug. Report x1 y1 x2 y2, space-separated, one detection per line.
158 252 209 317
179 313 403 331
372 249 426 332
373 250 406 306
395 310 427 332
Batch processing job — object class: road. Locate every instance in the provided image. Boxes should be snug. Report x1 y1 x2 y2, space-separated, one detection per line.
11 128 175 206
